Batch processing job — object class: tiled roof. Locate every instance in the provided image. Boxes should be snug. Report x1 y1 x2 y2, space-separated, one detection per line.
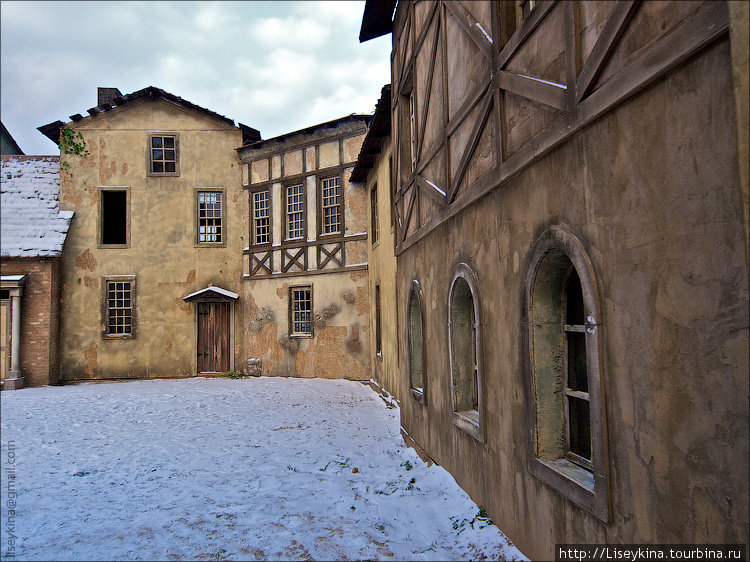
1 156 73 258
38 86 261 146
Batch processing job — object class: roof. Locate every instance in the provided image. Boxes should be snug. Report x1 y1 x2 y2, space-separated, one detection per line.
37 86 261 146
238 114 372 151
359 0 396 42
1 156 73 258
1 122 24 155
350 85 392 183
182 286 239 302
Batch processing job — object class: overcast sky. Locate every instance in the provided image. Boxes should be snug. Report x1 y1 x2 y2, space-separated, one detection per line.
0 1 392 155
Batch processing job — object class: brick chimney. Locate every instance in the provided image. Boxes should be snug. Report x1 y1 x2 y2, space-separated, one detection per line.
97 87 123 107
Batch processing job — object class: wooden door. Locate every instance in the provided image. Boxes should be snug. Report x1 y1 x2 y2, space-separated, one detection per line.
197 302 230 373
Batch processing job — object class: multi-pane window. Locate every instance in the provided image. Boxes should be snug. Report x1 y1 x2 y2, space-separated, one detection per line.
321 177 341 235
253 190 270 245
564 268 591 467
105 279 134 336
370 184 379 245
286 184 304 239
523 226 608 520
150 134 177 174
198 191 222 244
291 286 312 335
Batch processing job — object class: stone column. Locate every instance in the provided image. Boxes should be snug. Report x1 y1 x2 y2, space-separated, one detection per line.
5 291 24 390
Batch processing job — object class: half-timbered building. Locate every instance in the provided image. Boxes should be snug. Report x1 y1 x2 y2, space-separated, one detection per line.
238 115 373 379
361 0 749 556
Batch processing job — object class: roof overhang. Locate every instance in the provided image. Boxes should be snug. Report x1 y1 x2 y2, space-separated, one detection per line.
1 274 27 297
359 0 396 42
182 286 239 302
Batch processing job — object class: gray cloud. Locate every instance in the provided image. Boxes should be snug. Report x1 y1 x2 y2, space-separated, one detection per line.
0 1 391 155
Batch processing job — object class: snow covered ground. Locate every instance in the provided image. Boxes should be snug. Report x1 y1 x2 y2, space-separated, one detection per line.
1 377 527 561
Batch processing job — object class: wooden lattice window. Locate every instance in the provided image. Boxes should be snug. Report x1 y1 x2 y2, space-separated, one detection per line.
564 267 592 468
286 184 304 240
104 276 135 338
198 191 222 244
523 226 608 521
253 190 271 246
290 286 312 335
321 177 341 235
149 134 178 175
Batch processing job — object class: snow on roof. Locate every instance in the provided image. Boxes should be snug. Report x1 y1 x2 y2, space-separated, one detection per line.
182 286 239 301
1 156 74 258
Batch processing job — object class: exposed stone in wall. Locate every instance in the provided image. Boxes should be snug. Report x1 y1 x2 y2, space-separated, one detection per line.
249 307 275 333
75 249 96 271
245 358 262 376
83 342 97 377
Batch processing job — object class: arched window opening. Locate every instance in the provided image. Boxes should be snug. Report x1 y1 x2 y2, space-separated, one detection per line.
408 283 425 403
448 263 483 441
523 226 609 521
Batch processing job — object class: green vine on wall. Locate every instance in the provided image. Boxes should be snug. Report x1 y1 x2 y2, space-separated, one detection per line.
59 127 90 159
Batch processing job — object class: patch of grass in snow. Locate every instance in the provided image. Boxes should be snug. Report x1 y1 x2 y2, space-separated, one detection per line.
451 507 493 535
221 371 249 379
401 460 413 471
287 464 300 472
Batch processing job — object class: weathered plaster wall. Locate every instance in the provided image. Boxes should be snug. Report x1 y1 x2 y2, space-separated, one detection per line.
239 119 371 381
365 138 399 400
398 37 749 559
1 257 61 386
58 98 244 381
243 271 369 379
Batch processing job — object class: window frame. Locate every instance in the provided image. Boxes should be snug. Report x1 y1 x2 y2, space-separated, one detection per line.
251 188 272 248
318 174 343 237
147 132 180 177
195 187 226 247
447 262 484 442
408 279 426 405
522 225 610 522
370 183 379 246
284 183 306 242
374 283 382 357
102 275 136 339
98 187 130 248
289 284 313 337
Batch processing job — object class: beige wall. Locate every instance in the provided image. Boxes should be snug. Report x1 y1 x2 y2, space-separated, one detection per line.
239 119 372 380
59 98 245 380
243 271 370 379
392 1 749 558
365 138 399 399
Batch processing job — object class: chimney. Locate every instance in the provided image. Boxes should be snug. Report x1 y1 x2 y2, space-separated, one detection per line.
97 87 123 107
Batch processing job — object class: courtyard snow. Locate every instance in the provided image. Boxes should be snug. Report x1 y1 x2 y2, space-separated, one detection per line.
0 377 526 561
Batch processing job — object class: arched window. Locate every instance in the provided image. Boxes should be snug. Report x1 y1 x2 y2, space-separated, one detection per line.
523 226 609 521
407 280 425 404
448 263 483 441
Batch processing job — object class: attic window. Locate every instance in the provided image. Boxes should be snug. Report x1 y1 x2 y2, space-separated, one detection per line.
149 133 179 176
100 189 129 247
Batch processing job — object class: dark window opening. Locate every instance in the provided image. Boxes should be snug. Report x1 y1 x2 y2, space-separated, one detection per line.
375 284 382 355
371 184 379 245
0 290 9 300
101 191 127 245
